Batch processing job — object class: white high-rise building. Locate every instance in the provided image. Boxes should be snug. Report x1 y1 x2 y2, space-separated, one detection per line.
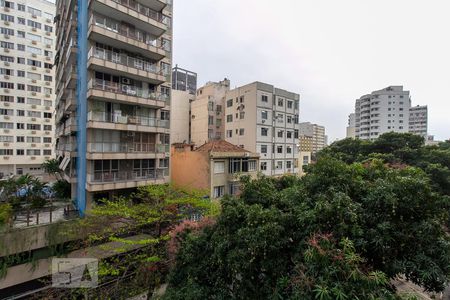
298 122 326 154
409 105 428 137
224 82 300 176
0 0 56 179
353 86 427 140
346 113 356 138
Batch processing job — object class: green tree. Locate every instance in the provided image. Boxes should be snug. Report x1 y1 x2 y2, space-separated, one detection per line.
163 157 450 299
41 159 62 179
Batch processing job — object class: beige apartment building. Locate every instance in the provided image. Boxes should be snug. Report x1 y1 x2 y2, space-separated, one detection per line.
171 140 259 198
55 0 173 213
190 78 230 145
224 82 300 176
0 0 56 179
170 89 193 144
299 122 326 154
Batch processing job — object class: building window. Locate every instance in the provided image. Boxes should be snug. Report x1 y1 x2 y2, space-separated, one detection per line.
287 101 293 109
248 160 256 172
18 4 25 11
208 115 214 125
278 98 284 107
261 110 268 120
276 161 283 169
239 128 244 136
261 162 267 171
213 186 225 198
227 99 233 107
239 111 245 119
277 146 283 154
286 161 292 169
226 130 232 138
239 96 244 103
261 127 268 136
43 137 52 143
261 144 267 153
16 123 24 129
261 95 268 102
287 131 292 139
277 130 284 138
287 115 292 123
226 114 233 122
214 161 225 174
16 136 24 142
16 149 24 156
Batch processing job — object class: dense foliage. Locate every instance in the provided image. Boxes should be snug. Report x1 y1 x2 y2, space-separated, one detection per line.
163 133 450 299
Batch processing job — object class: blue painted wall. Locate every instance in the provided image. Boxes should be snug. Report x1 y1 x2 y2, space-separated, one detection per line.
75 0 88 216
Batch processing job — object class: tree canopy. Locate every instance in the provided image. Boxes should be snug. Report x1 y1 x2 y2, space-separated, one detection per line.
163 133 450 299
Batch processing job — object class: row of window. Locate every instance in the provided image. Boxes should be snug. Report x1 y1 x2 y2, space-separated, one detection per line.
260 144 295 155
0 69 52 81
0 109 52 118
0 55 53 68
0 122 52 130
226 95 299 110
0 1 54 19
0 135 52 143
0 96 52 106
0 149 51 156
0 82 52 93
0 41 52 56
0 13 53 31
260 160 296 171
1 27 53 44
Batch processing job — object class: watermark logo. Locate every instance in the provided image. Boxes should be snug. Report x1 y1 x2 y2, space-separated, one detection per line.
52 258 98 288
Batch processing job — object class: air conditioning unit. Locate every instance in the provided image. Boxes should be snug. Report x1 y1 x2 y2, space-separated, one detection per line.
46 32 50 36
45 119 50 123
32 54 37 58
122 78 131 84
32 66 37 70
4 48 9 53
31 118 36 121
45 69 50 73
45 82 50 86
4 62 9 66
32 27 37 32
32 41 37 45
4 34 9 39
45 94 50 97
46 18 52 23
31 130 36 134
3 143 8 146
46 44 51 49
45 106 50 110
46 57 51 61
44 144 50 147
4 102 9 107
32 79 37 83
262 120 265 123
4 89 9 93
31 144 36 147
4 116 9 120
31 156 36 160
4 21 9 25
3 129 9 133
4 75 9 79
32 14 37 18
45 131 50 134
31 105 37 108
3 156 9 160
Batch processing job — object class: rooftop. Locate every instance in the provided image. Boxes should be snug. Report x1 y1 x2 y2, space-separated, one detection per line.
195 140 250 154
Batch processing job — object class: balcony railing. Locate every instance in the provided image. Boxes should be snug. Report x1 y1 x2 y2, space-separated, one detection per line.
88 142 169 153
91 168 168 183
89 79 169 103
92 14 170 49
88 111 170 128
90 47 161 75
110 0 171 27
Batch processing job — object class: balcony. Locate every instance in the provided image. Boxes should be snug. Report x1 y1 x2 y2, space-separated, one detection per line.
88 47 166 84
87 142 169 159
88 79 169 108
90 0 169 37
87 111 170 133
89 14 169 59
87 168 168 191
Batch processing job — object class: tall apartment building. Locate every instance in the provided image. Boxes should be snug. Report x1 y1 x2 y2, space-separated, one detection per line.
55 0 173 214
409 105 428 137
190 78 230 145
299 122 326 154
171 66 196 144
172 64 197 95
0 0 56 179
346 113 356 138
224 82 300 176
353 86 428 140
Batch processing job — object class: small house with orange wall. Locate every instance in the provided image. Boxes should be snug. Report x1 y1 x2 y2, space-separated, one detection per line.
171 140 260 198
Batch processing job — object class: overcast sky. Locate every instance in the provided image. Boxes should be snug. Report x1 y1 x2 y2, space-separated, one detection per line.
172 0 449 142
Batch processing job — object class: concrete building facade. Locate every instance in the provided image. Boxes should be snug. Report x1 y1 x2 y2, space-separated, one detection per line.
55 0 173 213
224 82 300 176
171 140 259 198
346 113 356 138
299 122 326 154
190 78 230 145
353 86 428 140
0 0 56 179
409 105 428 137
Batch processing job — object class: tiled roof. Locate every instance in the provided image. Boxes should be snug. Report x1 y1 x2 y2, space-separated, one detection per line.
195 140 250 153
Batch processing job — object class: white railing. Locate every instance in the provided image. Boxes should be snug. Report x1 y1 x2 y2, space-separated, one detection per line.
88 111 170 128
89 79 169 103
90 168 167 183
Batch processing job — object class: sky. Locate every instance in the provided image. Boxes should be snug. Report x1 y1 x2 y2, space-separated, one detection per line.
172 0 450 142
